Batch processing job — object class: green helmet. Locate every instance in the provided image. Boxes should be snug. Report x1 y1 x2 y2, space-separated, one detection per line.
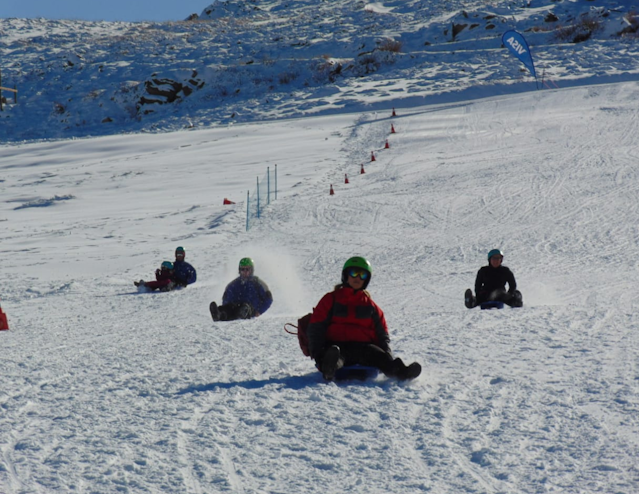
239 257 255 275
342 256 372 289
239 257 254 268
161 261 174 270
487 249 504 260
343 256 372 273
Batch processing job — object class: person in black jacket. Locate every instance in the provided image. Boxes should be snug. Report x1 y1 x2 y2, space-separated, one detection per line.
465 249 523 308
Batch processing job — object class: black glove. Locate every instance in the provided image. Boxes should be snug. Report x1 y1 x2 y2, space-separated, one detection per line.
379 338 391 354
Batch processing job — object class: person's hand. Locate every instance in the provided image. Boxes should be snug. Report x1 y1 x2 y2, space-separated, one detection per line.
254 311 261 317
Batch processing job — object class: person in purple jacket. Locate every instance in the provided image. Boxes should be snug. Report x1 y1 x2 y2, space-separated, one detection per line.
172 246 197 287
209 257 273 321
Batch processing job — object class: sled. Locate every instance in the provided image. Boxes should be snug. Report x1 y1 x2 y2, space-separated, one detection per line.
333 365 379 381
480 301 505 310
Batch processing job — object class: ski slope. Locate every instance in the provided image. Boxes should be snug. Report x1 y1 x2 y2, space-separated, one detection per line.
2 81 639 493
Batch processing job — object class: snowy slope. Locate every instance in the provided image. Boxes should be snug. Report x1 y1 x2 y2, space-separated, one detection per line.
3 80 639 493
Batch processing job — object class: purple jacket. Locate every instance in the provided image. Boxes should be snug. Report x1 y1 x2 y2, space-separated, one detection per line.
222 276 273 314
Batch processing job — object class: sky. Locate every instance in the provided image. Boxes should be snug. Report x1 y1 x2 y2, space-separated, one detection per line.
2 0 212 22
2 0 639 492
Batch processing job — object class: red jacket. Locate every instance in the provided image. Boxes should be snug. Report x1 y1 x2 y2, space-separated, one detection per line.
307 286 390 358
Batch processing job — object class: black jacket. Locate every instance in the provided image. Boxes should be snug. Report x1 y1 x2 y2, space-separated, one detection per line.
474 265 516 296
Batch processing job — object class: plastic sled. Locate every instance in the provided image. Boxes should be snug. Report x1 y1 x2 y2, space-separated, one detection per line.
480 301 505 310
334 365 379 381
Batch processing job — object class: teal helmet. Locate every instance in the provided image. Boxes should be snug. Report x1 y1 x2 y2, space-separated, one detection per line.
175 246 185 257
161 261 174 270
342 256 372 289
487 249 504 261
239 257 255 275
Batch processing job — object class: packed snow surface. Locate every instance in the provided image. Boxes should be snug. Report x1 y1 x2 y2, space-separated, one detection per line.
2 0 639 492
3 81 639 493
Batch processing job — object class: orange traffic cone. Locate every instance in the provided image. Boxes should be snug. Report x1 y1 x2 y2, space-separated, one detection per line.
330 184 334 195
385 140 389 149
391 124 396 134
392 107 396 117
371 151 376 162
223 198 236 205
0 299 9 331
360 163 366 174
345 174 349 184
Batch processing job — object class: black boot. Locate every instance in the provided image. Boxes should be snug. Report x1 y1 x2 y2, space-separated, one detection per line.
464 289 475 309
209 302 221 321
512 290 523 308
390 357 422 380
321 345 344 381
401 362 422 380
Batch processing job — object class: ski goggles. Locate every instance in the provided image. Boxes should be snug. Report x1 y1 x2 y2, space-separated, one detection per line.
347 268 369 280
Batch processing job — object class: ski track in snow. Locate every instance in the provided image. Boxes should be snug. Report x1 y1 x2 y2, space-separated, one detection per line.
2 76 639 493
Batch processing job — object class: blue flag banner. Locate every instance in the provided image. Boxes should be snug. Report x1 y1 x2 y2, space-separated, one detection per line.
502 30 537 81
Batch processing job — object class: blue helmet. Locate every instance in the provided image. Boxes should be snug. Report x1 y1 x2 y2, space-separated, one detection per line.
161 261 174 270
487 249 503 260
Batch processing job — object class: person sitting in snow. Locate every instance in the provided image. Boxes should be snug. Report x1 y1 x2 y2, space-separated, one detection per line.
135 261 176 292
307 256 422 381
209 257 273 321
172 246 197 287
465 249 523 308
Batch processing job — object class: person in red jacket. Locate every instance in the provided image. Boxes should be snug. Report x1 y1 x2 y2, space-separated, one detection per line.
134 261 176 292
307 256 421 381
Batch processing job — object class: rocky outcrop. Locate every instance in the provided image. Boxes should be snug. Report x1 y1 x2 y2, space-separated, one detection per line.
136 70 205 113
